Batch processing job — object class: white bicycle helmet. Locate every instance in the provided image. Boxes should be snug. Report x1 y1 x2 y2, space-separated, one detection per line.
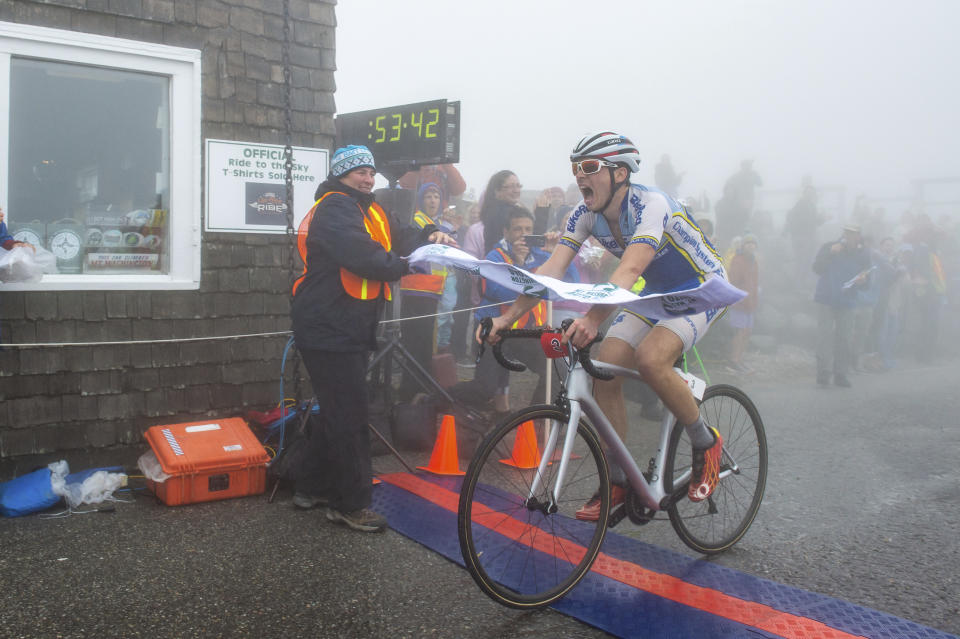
570 132 641 173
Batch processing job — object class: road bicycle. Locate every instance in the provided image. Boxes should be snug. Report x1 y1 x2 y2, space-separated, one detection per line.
457 321 767 609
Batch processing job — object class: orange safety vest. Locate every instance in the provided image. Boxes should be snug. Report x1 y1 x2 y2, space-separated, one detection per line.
399 271 445 297
292 191 393 300
481 247 547 329
399 210 445 297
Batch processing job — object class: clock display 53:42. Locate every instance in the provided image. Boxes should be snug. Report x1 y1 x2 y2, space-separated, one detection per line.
370 107 440 144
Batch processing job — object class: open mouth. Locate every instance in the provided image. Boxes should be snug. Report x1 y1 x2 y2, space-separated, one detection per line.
579 185 595 208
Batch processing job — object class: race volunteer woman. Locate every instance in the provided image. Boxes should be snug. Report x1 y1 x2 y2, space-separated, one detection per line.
290 145 455 533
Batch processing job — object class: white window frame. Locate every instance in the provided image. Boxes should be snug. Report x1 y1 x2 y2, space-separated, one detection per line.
0 21 201 291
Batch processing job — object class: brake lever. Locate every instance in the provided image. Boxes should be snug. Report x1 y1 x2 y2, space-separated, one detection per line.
559 318 612 380
578 334 613 380
558 318 578 369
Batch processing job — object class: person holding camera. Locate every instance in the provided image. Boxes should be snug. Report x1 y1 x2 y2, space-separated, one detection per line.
812 224 872 387
449 205 562 412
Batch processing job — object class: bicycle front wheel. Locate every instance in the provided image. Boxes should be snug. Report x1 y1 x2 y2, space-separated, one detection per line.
665 384 767 554
457 405 610 609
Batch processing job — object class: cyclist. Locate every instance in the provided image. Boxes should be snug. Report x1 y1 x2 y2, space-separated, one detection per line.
482 132 727 519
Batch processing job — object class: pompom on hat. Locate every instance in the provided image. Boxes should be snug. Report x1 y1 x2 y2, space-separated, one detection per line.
330 144 376 177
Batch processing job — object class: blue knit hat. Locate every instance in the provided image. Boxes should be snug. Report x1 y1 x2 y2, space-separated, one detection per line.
330 145 376 177
417 182 442 211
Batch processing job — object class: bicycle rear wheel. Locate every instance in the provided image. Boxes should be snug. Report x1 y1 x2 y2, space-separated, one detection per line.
665 384 767 554
457 405 610 609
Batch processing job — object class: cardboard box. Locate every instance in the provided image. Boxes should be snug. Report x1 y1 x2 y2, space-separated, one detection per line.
144 418 270 506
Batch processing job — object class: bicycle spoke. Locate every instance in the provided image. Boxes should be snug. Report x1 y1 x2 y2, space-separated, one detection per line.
666 385 767 554
459 407 609 608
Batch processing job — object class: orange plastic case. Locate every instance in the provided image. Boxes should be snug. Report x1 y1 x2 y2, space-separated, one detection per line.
144 417 270 506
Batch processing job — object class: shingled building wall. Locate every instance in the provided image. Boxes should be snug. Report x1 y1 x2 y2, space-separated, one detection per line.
0 0 335 459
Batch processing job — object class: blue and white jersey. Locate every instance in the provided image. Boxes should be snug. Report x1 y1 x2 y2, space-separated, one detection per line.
558 183 725 294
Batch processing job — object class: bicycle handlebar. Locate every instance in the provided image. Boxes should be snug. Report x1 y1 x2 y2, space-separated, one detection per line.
477 318 614 381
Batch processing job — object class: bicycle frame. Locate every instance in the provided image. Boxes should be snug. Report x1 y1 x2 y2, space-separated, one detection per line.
529 348 708 513
461 327 767 608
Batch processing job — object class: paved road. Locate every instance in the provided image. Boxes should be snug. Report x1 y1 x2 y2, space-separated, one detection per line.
0 355 957 638
0 475 611 638
620 355 960 637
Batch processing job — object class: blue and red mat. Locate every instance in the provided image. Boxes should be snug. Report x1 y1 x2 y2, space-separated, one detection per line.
372 472 956 639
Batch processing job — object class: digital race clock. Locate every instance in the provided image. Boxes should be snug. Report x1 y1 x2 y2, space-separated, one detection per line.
335 99 461 168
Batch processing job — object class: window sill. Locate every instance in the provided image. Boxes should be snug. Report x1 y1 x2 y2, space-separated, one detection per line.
0 273 200 291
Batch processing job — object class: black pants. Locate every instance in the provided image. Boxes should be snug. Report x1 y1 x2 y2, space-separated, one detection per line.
398 294 439 401
450 273 475 360
816 304 853 378
296 348 372 513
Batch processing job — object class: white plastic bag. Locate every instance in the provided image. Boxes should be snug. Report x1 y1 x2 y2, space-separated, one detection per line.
48 460 128 509
137 450 170 483
48 460 70 496
60 471 127 509
0 245 58 282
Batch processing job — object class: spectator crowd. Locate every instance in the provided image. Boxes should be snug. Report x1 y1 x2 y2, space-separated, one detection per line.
377 157 958 407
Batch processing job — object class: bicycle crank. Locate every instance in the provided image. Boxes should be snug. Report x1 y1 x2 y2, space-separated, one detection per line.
625 486 656 525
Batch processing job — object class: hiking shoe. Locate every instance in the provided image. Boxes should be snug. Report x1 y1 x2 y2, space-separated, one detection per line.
688 427 723 502
575 485 626 521
292 492 328 510
326 507 387 533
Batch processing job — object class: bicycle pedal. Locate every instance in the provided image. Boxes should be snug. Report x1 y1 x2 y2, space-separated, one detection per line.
607 505 627 528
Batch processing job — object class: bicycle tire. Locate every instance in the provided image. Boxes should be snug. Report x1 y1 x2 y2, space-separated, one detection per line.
457 405 610 609
665 384 767 554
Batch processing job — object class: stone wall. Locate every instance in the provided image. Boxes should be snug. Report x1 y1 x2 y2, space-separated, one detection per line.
0 0 335 458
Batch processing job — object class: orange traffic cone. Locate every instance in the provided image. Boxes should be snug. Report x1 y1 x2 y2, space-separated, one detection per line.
499 420 541 469
417 414 465 476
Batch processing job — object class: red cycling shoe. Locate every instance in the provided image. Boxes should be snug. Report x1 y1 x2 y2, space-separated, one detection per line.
688 427 723 502
575 484 626 521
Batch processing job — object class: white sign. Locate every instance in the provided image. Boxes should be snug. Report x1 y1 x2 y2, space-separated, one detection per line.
86 253 159 269
204 139 329 234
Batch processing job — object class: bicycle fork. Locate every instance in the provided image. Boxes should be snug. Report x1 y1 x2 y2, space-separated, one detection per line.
525 401 583 513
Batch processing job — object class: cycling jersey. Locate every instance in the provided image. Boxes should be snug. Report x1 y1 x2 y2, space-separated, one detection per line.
558 184 725 294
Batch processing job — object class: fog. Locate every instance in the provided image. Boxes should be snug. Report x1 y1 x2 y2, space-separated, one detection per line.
334 0 960 215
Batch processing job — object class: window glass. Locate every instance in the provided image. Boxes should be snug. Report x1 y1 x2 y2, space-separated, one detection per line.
8 58 170 275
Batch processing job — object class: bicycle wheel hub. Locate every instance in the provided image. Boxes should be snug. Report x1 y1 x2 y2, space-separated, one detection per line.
524 496 557 515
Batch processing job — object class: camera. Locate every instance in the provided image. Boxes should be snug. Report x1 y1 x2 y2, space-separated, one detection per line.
523 234 547 247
